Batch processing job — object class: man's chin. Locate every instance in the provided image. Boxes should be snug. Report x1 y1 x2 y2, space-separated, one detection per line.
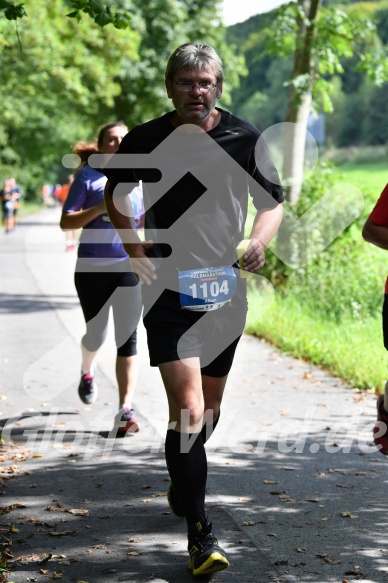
181 109 210 123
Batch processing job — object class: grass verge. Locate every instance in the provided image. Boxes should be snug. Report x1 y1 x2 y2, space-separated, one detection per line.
19 201 45 217
246 287 387 393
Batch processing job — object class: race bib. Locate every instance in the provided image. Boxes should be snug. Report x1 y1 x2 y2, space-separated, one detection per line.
178 266 237 311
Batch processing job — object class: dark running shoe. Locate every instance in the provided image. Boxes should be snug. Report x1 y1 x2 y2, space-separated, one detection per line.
374 395 388 455
78 373 98 405
116 407 140 434
167 483 185 518
188 522 229 576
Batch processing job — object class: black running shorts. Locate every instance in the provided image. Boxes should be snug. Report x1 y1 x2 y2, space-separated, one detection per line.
143 289 247 377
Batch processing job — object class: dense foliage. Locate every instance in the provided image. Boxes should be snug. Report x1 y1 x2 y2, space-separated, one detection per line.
227 0 388 147
0 0 244 197
259 162 386 322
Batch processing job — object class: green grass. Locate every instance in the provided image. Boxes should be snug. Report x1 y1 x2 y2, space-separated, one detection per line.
245 160 388 392
334 163 387 199
246 289 387 392
19 200 44 217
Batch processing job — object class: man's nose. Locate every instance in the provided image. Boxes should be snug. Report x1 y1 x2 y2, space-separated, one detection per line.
190 83 203 94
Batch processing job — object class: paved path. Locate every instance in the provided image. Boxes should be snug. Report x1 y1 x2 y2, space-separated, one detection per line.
0 208 386 583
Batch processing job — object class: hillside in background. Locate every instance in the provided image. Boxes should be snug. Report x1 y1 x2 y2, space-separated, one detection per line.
226 1 388 150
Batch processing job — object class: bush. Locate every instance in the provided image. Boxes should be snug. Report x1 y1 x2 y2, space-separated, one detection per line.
256 161 386 322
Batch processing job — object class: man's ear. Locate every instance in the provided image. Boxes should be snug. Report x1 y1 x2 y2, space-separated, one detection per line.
166 79 173 99
216 81 223 99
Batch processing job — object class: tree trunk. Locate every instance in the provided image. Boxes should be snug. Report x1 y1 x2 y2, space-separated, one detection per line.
283 0 322 202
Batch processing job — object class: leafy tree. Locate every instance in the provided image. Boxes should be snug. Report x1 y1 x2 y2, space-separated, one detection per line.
110 0 245 125
0 0 243 197
266 0 388 201
0 0 140 194
237 57 292 130
230 0 388 200
363 81 388 144
376 3 388 44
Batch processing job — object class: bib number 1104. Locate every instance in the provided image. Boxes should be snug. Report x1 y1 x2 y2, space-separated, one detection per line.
188 279 229 299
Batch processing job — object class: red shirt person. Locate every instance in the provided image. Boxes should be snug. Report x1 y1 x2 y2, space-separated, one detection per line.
362 183 388 455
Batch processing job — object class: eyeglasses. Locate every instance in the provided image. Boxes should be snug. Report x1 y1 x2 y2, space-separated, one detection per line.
174 81 218 94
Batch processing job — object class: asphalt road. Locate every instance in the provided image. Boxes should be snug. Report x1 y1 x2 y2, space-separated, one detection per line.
0 208 386 583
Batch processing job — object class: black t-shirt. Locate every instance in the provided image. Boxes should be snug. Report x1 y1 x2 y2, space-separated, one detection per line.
104 108 283 274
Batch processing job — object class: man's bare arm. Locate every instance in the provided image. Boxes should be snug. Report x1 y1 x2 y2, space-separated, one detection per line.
241 204 284 272
362 218 388 250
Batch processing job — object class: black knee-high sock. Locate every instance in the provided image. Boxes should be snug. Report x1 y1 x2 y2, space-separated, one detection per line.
165 429 207 537
200 411 220 444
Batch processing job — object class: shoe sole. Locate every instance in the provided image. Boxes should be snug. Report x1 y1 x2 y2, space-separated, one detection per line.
78 382 98 405
189 552 229 576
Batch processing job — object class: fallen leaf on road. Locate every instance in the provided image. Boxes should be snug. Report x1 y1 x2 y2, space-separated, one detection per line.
66 509 89 516
46 506 62 512
344 565 367 579
0 503 26 514
87 545 106 554
316 553 340 565
279 495 299 503
49 530 78 537
340 511 358 519
313 471 325 478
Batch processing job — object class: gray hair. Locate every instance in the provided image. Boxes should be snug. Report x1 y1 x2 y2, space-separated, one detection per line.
165 43 224 84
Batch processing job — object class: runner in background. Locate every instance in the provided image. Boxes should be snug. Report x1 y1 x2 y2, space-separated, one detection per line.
362 183 388 455
60 122 144 434
1 177 22 233
58 175 78 251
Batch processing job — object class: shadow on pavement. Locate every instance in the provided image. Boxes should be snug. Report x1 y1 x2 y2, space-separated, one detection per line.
0 293 78 314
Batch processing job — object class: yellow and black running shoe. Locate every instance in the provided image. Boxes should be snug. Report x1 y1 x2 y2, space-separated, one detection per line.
188 524 229 576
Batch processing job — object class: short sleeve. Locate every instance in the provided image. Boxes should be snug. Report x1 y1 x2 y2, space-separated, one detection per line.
62 167 88 213
369 184 388 226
